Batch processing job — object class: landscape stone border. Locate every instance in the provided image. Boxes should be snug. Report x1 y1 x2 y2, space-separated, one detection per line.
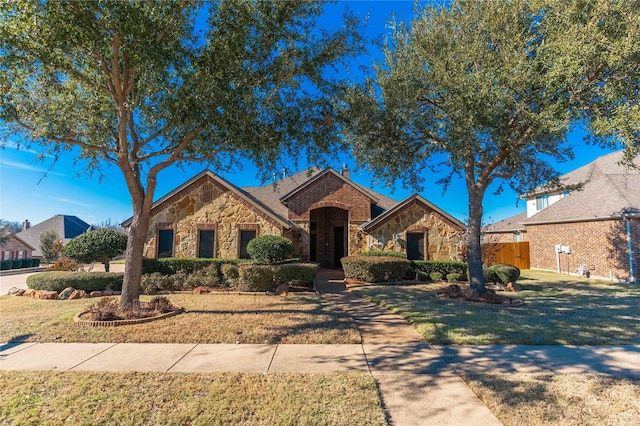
74 308 183 327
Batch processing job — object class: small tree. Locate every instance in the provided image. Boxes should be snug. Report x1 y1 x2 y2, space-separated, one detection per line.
40 231 62 263
0 219 22 244
246 235 294 265
62 229 127 272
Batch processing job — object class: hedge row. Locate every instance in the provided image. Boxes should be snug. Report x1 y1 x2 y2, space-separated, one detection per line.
141 257 247 276
27 272 124 292
1 258 41 270
410 260 468 277
341 256 410 283
237 263 319 292
360 250 407 259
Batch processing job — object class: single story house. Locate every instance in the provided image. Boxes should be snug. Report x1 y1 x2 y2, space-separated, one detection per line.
519 150 639 282
482 212 528 244
16 215 92 258
123 166 465 267
0 234 35 263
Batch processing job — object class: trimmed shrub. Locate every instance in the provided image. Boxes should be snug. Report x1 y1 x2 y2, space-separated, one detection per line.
140 273 175 294
246 235 294 264
238 264 276 292
446 273 463 282
27 272 124 292
411 260 468 277
141 257 243 276
429 271 444 282
483 266 499 283
416 270 429 282
361 250 407 258
11 259 22 269
1 260 12 270
61 228 127 272
272 263 318 288
490 263 521 284
21 259 33 268
32 258 41 267
341 256 410 283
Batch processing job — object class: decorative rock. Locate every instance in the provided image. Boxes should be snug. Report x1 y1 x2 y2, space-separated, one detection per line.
23 288 36 297
89 291 104 298
57 287 76 300
274 283 289 296
38 291 59 300
193 286 211 294
7 287 25 296
103 289 114 296
68 289 88 300
31 290 42 299
507 282 522 292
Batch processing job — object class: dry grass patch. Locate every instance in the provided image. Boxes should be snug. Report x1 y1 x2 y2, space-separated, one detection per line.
0 370 386 425
0 294 360 344
351 270 640 345
466 373 640 426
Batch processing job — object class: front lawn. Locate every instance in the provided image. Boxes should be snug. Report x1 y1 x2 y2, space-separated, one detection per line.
351 270 640 345
0 370 386 425
0 294 361 344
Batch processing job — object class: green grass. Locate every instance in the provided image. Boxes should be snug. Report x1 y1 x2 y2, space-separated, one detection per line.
0 293 361 344
351 269 640 345
0 370 386 425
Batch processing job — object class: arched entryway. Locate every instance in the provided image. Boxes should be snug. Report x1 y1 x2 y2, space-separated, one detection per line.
309 207 348 268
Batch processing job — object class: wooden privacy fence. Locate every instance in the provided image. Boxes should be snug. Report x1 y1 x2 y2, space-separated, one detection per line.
482 242 530 270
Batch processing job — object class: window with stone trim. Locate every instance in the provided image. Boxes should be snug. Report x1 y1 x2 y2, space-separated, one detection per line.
406 232 426 260
157 229 174 258
238 228 257 259
198 230 215 258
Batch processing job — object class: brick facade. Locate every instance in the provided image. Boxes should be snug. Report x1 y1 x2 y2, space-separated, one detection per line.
527 218 640 282
0 235 33 261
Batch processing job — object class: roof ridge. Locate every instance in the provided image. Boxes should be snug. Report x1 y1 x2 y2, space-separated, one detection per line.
601 173 634 208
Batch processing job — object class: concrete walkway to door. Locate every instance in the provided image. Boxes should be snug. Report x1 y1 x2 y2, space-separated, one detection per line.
314 268 503 426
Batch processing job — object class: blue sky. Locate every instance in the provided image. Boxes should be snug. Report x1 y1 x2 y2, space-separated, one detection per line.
0 1 618 227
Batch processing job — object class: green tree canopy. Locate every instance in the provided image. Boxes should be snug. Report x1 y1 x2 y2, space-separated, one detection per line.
62 228 127 272
341 0 639 293
1 0 362 309
39 231 61 262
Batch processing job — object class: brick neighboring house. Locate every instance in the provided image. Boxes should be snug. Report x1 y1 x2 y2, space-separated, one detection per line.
482 212 528 244
123 166 465 267
521 150 639 282
0 234 35 263
16 215 92 259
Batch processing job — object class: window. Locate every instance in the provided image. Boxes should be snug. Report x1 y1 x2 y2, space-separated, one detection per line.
535 195 549 211
157 229 174 258
406 232 425 261
513 232 522 243
3 251 11 261
17 251 24 259
198 230 215 258
239 230 257 259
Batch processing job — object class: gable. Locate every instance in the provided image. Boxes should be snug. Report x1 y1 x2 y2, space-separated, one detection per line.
281 170 375 222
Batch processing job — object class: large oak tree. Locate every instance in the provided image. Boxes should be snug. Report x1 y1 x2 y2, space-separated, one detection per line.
1 0 362 309
341 0 639 294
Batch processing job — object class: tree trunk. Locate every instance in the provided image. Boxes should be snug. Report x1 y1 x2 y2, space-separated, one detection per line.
467 186 486 295
103 259 110 273
119 210 150 311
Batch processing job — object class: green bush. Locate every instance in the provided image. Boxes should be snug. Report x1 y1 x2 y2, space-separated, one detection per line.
446 273 463 282
483 266 499 283
140 273 174 294
416 270 429 282
429 271 444 281
238 264 276 292
361 250 407 258
141 257 243 276
1 260 12 270
341 256 410 283
32 258 41 267
11 259 22 269
490 263 521 284
272 263 318 287
411 260 468 277
61 229 127 271
246 235 294 264
22 259 33 268
27 272 124 292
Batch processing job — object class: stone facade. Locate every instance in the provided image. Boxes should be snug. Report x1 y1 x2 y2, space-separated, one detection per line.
144 176 284 258
365 200 463 261
526 218 640 282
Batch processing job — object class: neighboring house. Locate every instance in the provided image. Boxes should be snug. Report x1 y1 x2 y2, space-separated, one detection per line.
482 212 528 243
0 234 35 262
16 215 92 258
521 150 639 282
123 166 465 267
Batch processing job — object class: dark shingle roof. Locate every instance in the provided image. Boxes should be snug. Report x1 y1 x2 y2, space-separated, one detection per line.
16 215 91 257
524 151 640 224
483 212 527 233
